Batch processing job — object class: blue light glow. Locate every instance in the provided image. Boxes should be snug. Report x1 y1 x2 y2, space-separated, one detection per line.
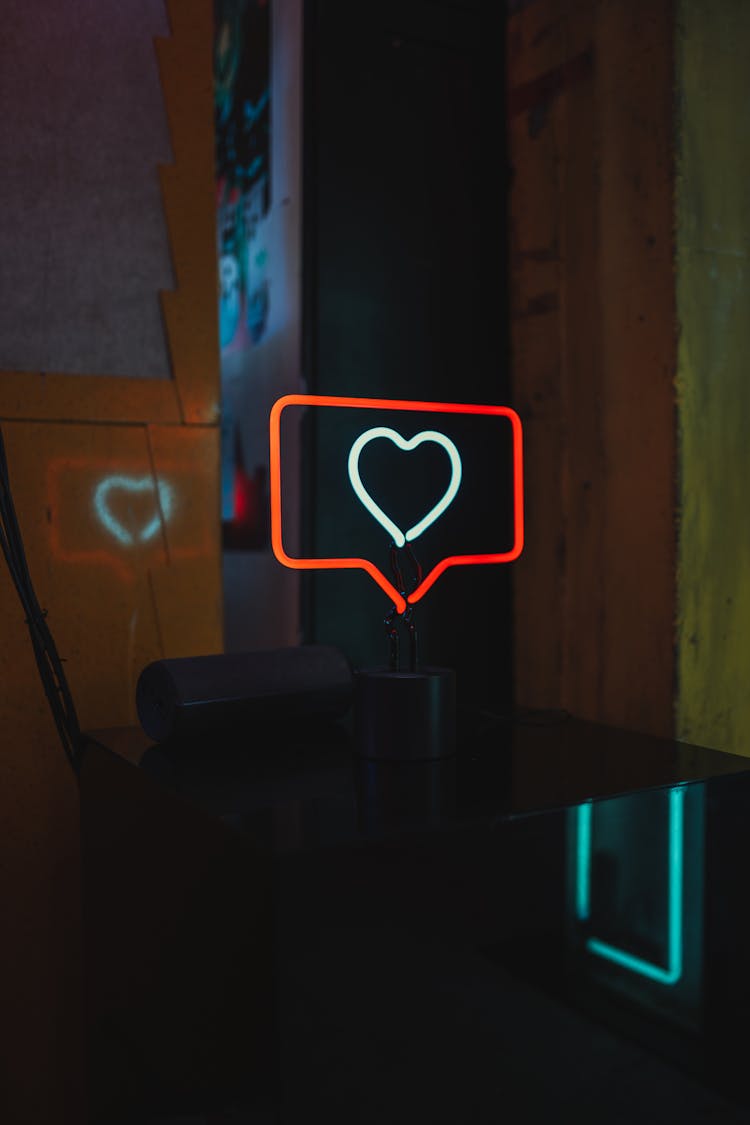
93 475 174 546
575 786 685 986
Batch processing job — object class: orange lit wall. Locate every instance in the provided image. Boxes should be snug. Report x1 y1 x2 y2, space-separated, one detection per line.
508 0 676 737
510 0 750 760
0 3 221 1120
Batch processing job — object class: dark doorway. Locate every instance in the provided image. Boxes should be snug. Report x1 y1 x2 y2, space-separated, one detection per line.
302 0 511 709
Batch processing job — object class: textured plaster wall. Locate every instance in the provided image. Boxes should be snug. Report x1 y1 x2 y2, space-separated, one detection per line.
676 0 750 754
0 0 174 378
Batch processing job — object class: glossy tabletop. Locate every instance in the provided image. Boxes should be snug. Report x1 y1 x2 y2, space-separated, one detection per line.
82 713 750 1123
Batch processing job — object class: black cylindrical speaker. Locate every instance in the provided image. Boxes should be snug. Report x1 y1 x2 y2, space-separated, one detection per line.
136 645 354 743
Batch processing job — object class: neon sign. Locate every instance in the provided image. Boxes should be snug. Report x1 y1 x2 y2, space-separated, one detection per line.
348 427 462 548
575 787 685 986
270 394 524 614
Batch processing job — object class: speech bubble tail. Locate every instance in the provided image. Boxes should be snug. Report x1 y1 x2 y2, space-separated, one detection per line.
270 530 407 615
362 562 407 614
407 543 526 606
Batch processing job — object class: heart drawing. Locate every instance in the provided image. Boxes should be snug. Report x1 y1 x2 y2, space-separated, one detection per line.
347 427 462 548
93 475 175 546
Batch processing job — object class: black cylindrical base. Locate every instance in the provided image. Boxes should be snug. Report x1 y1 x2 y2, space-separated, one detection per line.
354 666 456 760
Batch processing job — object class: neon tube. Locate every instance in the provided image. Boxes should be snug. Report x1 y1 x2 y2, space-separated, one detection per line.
347 427 462 548
269 394 524 612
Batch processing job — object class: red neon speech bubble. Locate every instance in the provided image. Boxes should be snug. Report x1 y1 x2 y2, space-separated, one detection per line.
269 394 524 614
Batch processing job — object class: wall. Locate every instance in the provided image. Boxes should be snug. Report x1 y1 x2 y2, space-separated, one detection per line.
304 0 511 703
0 2 221 1120
220 0 304 653
508 0 677 736
509 0 750 756
676 0 750 755
0 0 174 380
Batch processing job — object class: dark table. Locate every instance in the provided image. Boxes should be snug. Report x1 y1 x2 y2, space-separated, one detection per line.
80 712 750 1124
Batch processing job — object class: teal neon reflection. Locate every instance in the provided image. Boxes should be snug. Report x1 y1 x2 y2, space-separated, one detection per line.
93 476 174 546
575 786 685 985
576 800 592 922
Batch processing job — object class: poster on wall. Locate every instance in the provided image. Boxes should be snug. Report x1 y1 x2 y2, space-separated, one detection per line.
215 0 271 550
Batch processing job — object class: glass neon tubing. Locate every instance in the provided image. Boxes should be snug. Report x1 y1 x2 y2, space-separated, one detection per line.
575 786 685 986
269 394 524 613
347 427 462 548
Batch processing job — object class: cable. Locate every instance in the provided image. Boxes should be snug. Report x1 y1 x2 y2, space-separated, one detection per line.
0 425 82 775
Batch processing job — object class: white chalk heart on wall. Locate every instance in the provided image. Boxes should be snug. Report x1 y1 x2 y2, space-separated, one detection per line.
348 427 462 548
93 475 174 546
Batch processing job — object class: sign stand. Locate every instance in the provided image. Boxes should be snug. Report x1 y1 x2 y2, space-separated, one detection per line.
354 665 456 760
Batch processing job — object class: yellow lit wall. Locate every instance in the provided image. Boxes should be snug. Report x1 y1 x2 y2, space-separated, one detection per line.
676 0 750 755
0 3 221 1120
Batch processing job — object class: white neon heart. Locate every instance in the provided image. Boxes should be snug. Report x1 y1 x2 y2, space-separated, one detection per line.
348 427 462 548
93 476 174 546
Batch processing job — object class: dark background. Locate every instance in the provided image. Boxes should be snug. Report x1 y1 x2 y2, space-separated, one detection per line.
301 0 511 707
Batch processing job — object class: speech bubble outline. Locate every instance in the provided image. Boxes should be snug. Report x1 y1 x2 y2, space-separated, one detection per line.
269 394 524 615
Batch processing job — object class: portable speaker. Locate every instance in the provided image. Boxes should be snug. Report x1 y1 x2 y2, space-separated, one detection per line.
136 645 354 743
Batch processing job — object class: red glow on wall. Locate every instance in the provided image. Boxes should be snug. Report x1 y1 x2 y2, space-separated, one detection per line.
46 457 213 583
233 471 256 524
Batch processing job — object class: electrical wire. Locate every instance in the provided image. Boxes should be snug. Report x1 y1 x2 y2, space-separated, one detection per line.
0 425 82 775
